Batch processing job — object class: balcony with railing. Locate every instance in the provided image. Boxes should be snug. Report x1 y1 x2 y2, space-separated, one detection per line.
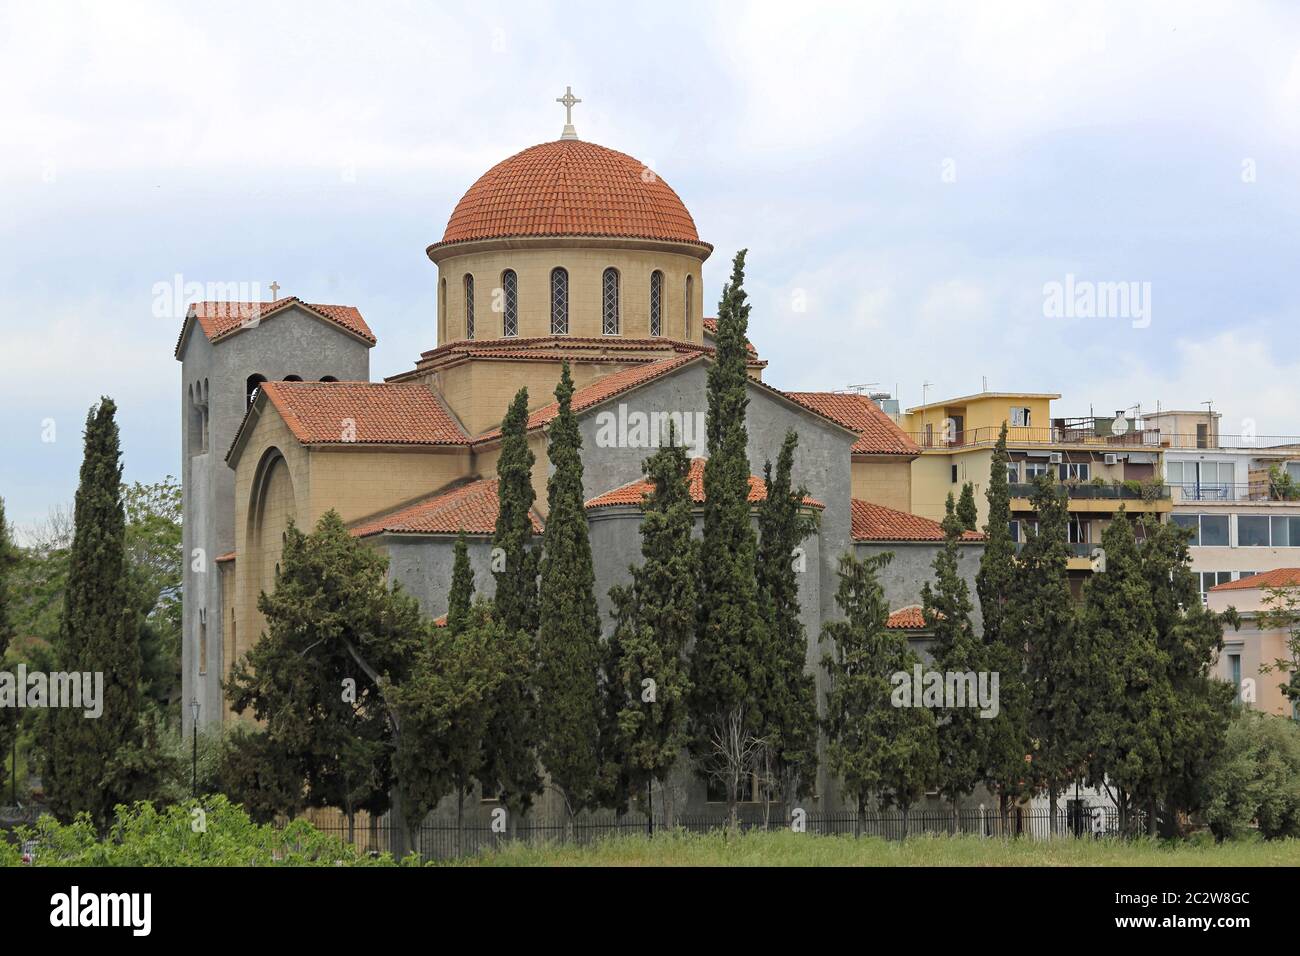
1009 481 1170 502
906 424 1300 452
1170 481 1300 504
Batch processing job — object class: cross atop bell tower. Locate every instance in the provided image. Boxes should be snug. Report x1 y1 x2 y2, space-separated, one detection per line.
556 85 581 141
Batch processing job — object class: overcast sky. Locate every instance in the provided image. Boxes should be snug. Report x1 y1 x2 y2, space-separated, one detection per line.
3 0 1300 528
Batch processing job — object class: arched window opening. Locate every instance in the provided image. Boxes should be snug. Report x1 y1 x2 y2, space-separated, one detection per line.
438 277 447 343
246 373 268 407
650 271 663 337
551 268 569 335
320 375 338 382
685 275 694 338
283 375 302 381
464 274 475 339
502 269 518 337
602 268 620 335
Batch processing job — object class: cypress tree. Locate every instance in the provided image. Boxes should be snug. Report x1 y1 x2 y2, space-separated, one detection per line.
1011 474 1083 835
0 499 16 796
535 362 604 825
44 398 143 828
1140 515 1234 834
1079 509 1168 835
690 249 770 825
956 482 979 532
821 551 937 835
925 494 984 828
446 531 473 636
975 424 1032 824
606 432 697 827
480 387 543 824
756 430 819 810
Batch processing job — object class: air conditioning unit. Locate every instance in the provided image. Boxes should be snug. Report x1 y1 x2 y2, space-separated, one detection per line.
1049 452 1063 464
1104 453 1118 466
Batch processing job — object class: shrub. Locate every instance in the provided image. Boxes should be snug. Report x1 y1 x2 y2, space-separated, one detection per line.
4 795 398 866
1201 712 1300 841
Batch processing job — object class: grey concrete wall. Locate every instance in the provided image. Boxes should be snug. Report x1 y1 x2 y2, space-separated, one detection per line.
852 540 986 637
383 533 499 620
179 307 371 731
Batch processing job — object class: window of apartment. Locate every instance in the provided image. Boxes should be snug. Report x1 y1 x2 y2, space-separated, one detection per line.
1228 653 1242 694
1200 570 1232 594
1173 513 1229 547
1009 519 1038 542
1289 462 1300 484
1067 518 1090 544
1238 514 1300 547
1025 461 1050 480
1005 461 1020 483
1010 406 1031 427
951 464 959 484
1059 462 1091 482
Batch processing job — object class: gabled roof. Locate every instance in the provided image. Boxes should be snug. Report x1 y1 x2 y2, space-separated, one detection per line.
174 297 375 357
227 381 470 463
585 457 824 510
851 499 984 543
472 353 706 444
784 392 920 457
350 477 543 538
1210 568 1300 592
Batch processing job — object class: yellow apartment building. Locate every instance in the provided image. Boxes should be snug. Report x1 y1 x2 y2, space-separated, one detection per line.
900 391 1173 579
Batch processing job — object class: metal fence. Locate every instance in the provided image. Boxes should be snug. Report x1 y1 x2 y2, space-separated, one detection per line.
299 806 1147 863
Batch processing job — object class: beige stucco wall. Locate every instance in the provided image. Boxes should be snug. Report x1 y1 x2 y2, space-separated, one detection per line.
307 446 471 524
435 245 704 346
851 458 913 513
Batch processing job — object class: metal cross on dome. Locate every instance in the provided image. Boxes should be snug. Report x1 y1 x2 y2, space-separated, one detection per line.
556 86 581 140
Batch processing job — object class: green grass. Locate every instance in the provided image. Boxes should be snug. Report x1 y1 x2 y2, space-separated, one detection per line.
452 828 1300 867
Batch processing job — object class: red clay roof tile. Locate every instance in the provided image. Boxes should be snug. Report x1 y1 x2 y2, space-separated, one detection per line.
175 296 375 357
585 458 824 510
261 381 469 446
1210 568 1300 592
433 140 707 249
851 499 983 543
350 478 543 538
784 392 920 457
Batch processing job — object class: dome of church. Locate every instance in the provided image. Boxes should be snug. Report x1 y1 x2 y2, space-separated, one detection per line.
432 140 706 250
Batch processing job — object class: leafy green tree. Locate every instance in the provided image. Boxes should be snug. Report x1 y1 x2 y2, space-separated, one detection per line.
43 399 145 829
124 478 183 714
0 498 16 796
822 551 937 835
606 434 697 826
1200 711 1300 841
956 482 979 532
391 601 506 855
755 430 819 812
974 424 1032 822
535 363 604 825
1011 474 1083 834
690 249 770 825
225 511 424 841
925 494 985 827
481 387 542 826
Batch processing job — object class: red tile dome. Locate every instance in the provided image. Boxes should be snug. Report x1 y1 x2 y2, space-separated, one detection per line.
433 140 705 250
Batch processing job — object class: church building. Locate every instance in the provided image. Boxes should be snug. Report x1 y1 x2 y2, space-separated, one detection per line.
175 96 984 814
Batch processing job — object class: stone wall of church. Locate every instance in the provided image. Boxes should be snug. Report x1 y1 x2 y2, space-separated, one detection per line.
180 308 370 732
434 243 705 346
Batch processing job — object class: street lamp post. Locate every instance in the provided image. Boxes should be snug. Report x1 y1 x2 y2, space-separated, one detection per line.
189 697 200 798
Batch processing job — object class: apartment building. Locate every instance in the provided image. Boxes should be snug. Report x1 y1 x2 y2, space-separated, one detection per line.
899 391 1172 584
1146 409 1300 601
1206 569 1300 718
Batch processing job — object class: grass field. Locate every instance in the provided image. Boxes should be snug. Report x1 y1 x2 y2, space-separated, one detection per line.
454 829 1300 867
